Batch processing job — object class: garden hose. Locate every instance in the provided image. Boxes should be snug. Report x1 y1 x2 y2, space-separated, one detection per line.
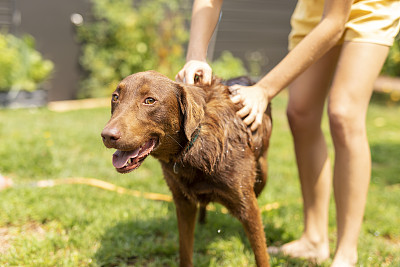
1 176 279 213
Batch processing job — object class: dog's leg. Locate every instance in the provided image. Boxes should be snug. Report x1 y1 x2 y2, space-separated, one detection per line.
239 192 270 267
198 204 207 224
173 194 197 267
254 155 267 197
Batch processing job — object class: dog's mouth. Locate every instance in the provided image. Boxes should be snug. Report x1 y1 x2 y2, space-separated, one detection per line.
112 139 158 173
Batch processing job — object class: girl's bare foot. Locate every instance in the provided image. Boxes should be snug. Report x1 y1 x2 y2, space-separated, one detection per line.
331 249 357 267
268 236 330 263
331 258 356 267
0 174 12 190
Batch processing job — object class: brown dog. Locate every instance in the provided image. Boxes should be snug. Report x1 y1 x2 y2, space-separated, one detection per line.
101 71 272 267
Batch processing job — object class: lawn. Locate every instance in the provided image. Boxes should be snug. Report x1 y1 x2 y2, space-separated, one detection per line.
0 92 399 266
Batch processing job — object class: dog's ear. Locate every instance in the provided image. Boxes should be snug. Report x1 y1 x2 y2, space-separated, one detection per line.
177 84 205 141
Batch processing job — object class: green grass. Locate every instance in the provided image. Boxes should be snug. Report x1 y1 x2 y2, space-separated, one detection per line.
0 92 399 266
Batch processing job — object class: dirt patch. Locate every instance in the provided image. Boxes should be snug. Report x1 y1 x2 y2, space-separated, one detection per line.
0 222 47 254
383 233 400 248
0 227 12 254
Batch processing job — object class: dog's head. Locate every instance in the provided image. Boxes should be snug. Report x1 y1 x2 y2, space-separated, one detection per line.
101 71 205 173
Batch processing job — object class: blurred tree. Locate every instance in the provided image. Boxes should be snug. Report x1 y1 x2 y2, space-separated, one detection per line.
382 37 400 77
0 33 53 92
77 0 189 98
211 51 248 80
77 0 248 98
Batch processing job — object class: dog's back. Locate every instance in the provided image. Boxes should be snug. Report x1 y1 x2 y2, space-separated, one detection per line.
166 77 272 207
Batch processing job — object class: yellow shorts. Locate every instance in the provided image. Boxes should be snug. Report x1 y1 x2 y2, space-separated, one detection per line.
288 0 400 50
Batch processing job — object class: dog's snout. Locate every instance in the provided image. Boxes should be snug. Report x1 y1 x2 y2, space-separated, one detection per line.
101 127 121 147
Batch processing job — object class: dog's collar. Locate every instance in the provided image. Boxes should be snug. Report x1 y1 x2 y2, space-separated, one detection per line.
173 125 201 174
184 125 201 154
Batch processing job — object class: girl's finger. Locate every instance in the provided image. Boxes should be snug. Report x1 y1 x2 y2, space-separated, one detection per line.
250 112 263 131
185 69 197 85
243 105 258 126
230 94 242 104
236 105 251 118
175 70 184 82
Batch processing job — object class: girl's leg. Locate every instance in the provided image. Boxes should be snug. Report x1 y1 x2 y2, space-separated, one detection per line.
273 45 342 261
328 42 389 266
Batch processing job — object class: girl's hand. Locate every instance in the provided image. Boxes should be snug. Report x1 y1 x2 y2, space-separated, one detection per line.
175 60 212 85
230 84 270 131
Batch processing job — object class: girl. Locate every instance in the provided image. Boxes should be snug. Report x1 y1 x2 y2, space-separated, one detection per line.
176 0 400 266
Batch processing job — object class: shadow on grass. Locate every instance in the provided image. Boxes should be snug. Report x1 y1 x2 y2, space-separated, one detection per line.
370 142 400 185
93 206 178 267
94 204 317 266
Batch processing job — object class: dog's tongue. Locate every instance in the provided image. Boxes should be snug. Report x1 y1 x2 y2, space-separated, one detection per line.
112 149 140 169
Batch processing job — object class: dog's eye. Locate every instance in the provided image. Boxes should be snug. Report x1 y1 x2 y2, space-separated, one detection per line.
112 94 119 102
144 97 156 105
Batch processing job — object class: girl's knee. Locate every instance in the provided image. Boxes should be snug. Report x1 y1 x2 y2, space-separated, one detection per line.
328 105 366 146
287 104 322 133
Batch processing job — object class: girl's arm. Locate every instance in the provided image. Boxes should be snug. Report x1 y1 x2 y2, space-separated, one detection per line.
234 0 354 130
175 0 224 85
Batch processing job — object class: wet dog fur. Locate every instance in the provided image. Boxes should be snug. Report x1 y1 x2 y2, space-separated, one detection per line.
101 71 272 266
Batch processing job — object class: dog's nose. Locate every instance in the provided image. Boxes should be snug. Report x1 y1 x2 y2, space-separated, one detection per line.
101 127 121 146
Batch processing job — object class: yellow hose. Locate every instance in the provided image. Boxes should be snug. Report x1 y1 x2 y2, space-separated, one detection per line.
6 177 280 214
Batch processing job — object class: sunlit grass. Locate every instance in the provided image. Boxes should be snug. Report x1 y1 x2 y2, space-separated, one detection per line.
0 92 399 266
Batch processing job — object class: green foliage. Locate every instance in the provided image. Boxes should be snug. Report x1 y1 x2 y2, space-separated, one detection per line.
0 33 54 92
77 0 249 98
211 51 248 79
382 38 400 77
77 0 189 98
